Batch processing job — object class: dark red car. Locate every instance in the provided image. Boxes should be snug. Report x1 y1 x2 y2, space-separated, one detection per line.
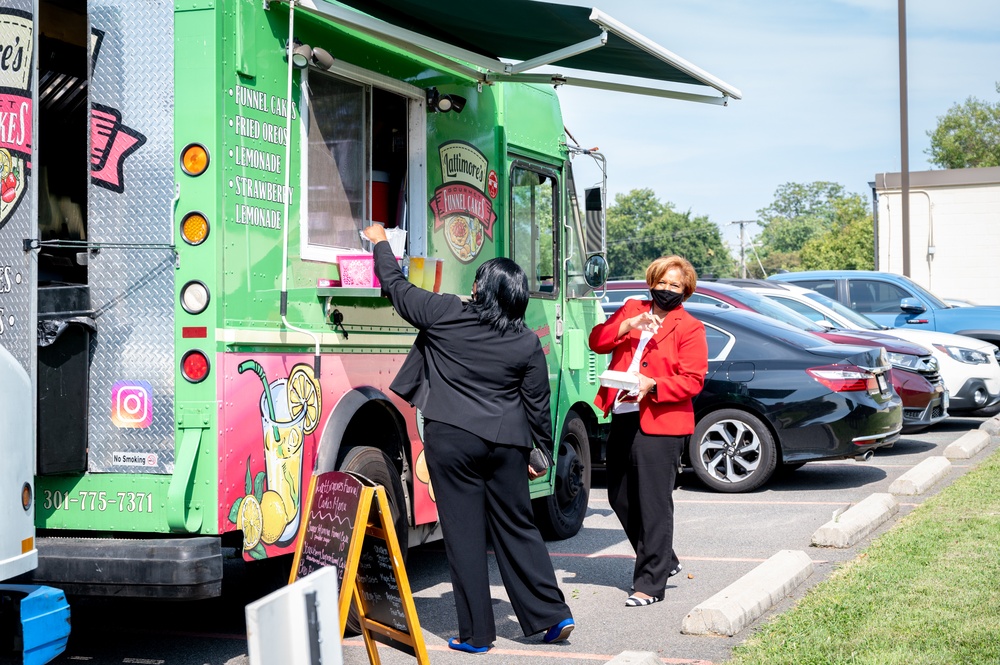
600 280 947 433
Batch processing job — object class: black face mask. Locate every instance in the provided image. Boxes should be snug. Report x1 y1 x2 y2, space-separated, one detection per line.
650 288 684 312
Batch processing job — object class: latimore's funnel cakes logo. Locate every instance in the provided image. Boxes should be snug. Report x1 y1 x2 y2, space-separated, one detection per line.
429 141 497 263
0 9 33 230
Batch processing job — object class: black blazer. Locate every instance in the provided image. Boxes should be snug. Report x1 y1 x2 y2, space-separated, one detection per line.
373 242 553 451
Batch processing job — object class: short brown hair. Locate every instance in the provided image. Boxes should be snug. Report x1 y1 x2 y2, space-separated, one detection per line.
645 256 698 299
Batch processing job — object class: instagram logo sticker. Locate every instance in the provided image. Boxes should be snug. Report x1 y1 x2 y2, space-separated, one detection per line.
111 380 153 429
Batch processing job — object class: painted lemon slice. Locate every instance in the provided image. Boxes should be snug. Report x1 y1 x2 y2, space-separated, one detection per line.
288 363 322 434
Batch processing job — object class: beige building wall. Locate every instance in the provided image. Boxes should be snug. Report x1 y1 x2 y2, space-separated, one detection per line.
875 166 1000 305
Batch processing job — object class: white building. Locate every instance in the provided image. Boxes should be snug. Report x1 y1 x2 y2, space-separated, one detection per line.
874 166 1000 305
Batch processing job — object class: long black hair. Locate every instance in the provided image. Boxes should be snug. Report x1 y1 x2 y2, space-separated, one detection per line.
469 257 529 334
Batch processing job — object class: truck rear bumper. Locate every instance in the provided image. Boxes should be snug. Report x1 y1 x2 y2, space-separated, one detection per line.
24 536 222 599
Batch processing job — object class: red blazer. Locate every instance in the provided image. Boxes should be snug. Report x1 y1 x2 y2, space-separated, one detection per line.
589 298 708 436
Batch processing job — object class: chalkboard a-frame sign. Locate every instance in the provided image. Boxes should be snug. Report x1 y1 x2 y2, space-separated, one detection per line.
290 471 429 664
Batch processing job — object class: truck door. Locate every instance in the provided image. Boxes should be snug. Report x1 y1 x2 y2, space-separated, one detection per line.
510 160 561 406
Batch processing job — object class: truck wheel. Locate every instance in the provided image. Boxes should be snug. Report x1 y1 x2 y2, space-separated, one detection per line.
339 446 408 636
533 412 591 540
689 409 777 493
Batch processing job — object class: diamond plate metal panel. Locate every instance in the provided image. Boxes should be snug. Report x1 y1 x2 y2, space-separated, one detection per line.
0 3 36 375
87 0 175 474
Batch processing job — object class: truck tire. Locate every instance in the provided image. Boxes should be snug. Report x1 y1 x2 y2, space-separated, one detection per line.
339 446 408 636
339 446 409 561
533 412 591 540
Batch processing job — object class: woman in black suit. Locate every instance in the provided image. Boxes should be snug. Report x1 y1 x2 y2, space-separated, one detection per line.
363 225 575 654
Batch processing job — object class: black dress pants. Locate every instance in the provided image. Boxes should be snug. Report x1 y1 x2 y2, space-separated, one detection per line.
606 411 684 598
424 419 570 647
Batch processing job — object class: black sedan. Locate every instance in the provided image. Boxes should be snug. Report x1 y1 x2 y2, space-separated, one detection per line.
684 303 903 492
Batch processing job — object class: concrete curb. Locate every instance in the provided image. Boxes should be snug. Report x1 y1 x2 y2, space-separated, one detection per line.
811 493 899 548
888 455 951 495
944 429 990 460
604 651 661 665
680 549 813 637
979 415 1000 440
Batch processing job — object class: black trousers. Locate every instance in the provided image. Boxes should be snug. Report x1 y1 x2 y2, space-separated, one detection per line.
424 419 570 647
606 412 684 598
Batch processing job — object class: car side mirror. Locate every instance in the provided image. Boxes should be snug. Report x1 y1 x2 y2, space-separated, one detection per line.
900 297 926 314
816 319 836 330
584 254 609 289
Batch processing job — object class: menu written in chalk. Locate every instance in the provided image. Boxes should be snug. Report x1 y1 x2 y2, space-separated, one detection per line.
293 471 363 590
291 470 415 655
357 537 408 634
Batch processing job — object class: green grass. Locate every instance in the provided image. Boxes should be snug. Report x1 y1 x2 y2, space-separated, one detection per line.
727 448 1000 665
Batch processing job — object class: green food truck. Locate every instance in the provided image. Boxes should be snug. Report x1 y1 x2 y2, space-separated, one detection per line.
0 0 740 599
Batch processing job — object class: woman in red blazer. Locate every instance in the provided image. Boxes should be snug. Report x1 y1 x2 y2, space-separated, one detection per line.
589 256 708 607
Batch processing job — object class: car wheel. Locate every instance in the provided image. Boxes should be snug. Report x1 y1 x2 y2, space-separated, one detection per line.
689 409 777 493
533 412 592 540
339 446 408 634
968 403 1000 418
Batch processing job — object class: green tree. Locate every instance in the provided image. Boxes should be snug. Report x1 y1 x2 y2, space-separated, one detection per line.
749 182 871 276
606 189 735 280
926 83 1000 169
798 218 873 270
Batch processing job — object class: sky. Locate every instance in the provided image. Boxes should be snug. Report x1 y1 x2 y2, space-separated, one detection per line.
544 0 1000 251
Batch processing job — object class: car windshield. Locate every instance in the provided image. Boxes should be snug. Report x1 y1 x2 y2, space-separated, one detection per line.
723 288 827 332
803 291 883 330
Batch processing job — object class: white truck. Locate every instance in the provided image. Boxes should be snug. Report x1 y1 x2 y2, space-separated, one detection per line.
0 343 70 664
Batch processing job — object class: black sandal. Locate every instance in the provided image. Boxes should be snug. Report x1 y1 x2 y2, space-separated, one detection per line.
625 594 661 607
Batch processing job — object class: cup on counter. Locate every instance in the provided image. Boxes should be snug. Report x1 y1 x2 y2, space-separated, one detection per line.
408 256 425 288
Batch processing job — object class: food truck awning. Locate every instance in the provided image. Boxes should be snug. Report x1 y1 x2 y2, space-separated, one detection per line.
300 0 741 105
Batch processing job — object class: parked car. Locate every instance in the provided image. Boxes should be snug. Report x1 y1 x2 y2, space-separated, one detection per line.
691 281 947 433
767 270 1000 348
683 303 902 492
601 279 651 317
721 279 1000 416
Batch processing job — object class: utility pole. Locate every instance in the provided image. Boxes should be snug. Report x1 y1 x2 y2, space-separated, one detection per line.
729 220 756 278
898 0 911 276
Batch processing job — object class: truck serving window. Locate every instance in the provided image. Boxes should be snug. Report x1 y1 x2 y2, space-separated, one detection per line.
511 164 558 297
301 67 425 261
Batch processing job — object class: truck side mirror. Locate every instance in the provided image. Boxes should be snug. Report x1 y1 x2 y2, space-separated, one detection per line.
584 255 608 289
900 297 926 314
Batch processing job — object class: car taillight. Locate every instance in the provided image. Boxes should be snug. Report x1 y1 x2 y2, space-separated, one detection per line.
807 364 877 392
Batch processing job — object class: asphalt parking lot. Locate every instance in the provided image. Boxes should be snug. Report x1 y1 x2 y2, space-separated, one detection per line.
52 416 996 665
340 415 997 665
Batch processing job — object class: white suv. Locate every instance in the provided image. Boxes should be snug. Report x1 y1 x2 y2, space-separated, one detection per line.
726 279 1000 416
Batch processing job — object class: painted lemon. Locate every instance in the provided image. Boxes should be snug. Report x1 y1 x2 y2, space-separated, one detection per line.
0 149 10 179
237 494 263 551
287 364 322 434
260 490 289 545
415 450 435 502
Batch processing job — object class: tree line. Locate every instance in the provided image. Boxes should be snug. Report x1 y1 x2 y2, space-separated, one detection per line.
605 182 874 281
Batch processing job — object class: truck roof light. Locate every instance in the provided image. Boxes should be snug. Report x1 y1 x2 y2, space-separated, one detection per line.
181 212 209 245
181 350 210 383
181 143 210 176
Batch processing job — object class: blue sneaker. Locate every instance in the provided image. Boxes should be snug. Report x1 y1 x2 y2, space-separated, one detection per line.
448 638 491 654
543 618 575 643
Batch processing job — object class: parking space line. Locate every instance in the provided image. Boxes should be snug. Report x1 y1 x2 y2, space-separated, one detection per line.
547 552 830 564
342 640 717 664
